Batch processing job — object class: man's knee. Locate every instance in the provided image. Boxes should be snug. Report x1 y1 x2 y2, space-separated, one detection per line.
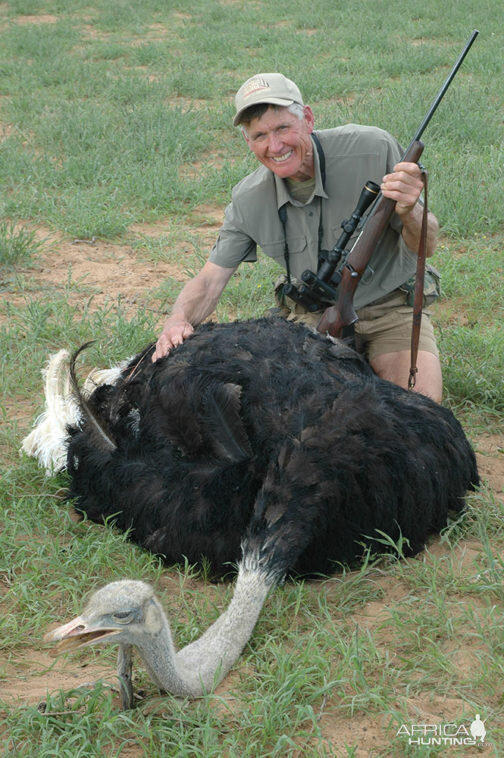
371 350 443 402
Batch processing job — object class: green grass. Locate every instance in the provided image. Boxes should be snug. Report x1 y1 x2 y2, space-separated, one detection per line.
0 220 47 267
0 0 503 756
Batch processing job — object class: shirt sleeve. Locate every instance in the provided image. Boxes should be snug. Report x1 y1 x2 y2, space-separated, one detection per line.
209 201 258 267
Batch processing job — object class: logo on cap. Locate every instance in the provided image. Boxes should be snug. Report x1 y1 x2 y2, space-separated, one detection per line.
242 77 271 101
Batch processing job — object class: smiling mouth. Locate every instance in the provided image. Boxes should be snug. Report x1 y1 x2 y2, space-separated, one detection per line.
272 150 293 163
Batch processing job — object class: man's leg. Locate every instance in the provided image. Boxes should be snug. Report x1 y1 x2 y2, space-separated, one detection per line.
371 349 443 403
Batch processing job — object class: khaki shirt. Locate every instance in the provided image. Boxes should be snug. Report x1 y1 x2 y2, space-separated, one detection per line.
209 124 420 309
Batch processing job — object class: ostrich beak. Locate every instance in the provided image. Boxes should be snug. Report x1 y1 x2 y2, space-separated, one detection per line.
44 615 121 657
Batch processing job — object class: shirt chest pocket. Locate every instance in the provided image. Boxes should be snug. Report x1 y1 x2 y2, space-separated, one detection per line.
259 235 309 267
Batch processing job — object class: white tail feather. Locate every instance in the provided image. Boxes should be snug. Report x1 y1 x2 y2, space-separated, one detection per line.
20 352 127 474
82 364 126 396
21 350 80 474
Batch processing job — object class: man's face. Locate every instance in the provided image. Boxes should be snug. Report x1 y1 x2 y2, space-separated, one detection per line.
243 105 315 181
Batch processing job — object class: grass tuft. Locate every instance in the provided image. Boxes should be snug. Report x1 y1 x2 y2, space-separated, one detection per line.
0 221 47 267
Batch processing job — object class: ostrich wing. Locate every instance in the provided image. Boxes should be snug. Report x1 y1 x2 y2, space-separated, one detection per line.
201 382 252 462
146 374 251 463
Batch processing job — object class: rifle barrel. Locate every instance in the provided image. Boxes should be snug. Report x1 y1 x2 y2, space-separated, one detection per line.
410 29 479 146
316 31 480 339
363 31 479 224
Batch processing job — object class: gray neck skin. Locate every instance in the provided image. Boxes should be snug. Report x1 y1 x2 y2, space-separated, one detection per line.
132 566 273 697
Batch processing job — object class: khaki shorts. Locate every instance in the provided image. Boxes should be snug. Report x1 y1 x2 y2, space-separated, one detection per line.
354 290 439 362
272 279 439 362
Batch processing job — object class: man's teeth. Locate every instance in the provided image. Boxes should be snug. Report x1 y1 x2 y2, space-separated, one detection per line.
272 151 293 163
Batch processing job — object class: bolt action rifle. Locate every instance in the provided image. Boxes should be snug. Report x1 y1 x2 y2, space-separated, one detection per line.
316 30 479 340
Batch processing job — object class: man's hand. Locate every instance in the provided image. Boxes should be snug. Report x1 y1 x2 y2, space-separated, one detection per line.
381 160 438 257
381 161 424 218
152 318 194 362
151 262 237 363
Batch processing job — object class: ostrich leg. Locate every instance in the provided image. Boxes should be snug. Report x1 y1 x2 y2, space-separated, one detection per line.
117 644 134 709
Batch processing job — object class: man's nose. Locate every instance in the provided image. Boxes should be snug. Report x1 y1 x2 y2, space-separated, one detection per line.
267 131 284 153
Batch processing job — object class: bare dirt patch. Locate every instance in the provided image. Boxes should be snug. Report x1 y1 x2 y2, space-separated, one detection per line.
30 236 177 311
475 435 504 495
2 649 118 708
2 226 187 325
14 14 58 25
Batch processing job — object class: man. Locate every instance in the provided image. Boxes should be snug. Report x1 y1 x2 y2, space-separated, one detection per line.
153 73 442 401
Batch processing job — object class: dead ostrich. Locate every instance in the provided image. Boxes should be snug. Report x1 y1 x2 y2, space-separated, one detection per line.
28 317 478 703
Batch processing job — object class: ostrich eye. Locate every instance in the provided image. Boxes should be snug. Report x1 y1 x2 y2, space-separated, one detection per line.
111 610 135 624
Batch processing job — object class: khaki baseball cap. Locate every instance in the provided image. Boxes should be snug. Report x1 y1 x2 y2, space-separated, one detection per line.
233 73 304 126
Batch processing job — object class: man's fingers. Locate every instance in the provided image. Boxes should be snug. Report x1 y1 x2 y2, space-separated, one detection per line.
152 322 194 362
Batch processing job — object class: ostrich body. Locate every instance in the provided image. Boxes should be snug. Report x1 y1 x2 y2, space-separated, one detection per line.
25 317 478 578
35 317 480 702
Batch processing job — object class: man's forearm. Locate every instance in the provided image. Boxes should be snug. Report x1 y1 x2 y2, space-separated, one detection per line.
152 262 236 361
381 161 439 258
400 203 439 258
164 261 237 329
167 279 218 328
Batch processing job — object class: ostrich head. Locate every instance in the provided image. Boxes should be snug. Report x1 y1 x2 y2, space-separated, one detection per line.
44 569 273 705
44 580 162 655
45 580 176 709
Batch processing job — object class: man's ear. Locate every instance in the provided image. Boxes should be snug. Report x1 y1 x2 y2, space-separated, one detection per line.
303 105 315 133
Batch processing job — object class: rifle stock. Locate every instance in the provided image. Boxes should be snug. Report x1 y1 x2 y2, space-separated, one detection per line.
317 139 424 337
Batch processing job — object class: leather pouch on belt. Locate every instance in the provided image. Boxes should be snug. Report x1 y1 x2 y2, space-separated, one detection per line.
399 264 441 307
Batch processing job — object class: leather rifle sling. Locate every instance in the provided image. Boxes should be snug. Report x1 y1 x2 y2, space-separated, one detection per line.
408 168 429 390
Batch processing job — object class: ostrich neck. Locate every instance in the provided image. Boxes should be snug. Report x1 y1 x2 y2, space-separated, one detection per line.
135 566 273 697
